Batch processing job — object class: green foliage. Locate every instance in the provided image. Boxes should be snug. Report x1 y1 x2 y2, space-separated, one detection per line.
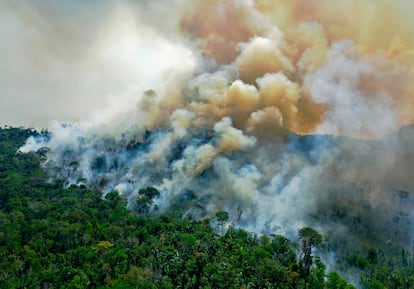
298 227 323 247
138 187 160 199
215 210 229 236
298 227 323 276
135 187 160 215
0 127 411 289
326 272 356 289
215 211 229 222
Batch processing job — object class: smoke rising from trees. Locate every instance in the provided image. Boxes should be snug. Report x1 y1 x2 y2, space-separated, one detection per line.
9 0 414 249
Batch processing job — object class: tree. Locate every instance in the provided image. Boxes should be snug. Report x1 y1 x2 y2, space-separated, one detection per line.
307 256 326 289
138 187 160 199
105 192 126 209
326 272 356 289
367 247 379 268
135 187 160 215
269 235 297 266
298 227 322 276
215 211 229 236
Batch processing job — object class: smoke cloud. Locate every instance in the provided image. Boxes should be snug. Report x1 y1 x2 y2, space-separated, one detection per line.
0 0 195 127
11 0 414 261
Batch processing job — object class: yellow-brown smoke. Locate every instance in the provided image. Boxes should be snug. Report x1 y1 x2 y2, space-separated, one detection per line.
178 0 414 138
17 0 414 246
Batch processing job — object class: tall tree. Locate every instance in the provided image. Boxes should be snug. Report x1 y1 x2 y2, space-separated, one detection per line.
298 227 322 276
215 211 229 236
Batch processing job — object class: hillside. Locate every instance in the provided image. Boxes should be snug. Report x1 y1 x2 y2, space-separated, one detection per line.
0 126 358 288
2 1 414 288
1 127 414 288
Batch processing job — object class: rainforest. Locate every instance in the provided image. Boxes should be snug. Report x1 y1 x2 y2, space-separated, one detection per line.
1 1 414 288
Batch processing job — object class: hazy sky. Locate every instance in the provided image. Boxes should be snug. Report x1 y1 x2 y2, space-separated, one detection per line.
0 0 194 128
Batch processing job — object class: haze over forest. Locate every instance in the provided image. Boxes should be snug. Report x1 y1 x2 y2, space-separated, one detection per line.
2 2 414 287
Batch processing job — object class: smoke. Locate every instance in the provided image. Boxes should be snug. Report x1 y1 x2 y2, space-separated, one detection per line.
12 0 414 261
306 41 399 138
0 0 195 127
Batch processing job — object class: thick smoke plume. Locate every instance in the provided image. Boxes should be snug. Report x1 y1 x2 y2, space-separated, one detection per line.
12 0 414 252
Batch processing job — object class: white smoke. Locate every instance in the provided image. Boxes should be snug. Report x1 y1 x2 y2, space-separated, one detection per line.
306 41 399 138
10 0 414 265
0 1 195 128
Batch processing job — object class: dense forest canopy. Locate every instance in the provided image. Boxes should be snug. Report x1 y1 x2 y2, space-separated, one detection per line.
2 1 414 288
1 127 414 288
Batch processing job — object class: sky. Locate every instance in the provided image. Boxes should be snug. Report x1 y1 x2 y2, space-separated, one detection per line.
0 0 194 127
